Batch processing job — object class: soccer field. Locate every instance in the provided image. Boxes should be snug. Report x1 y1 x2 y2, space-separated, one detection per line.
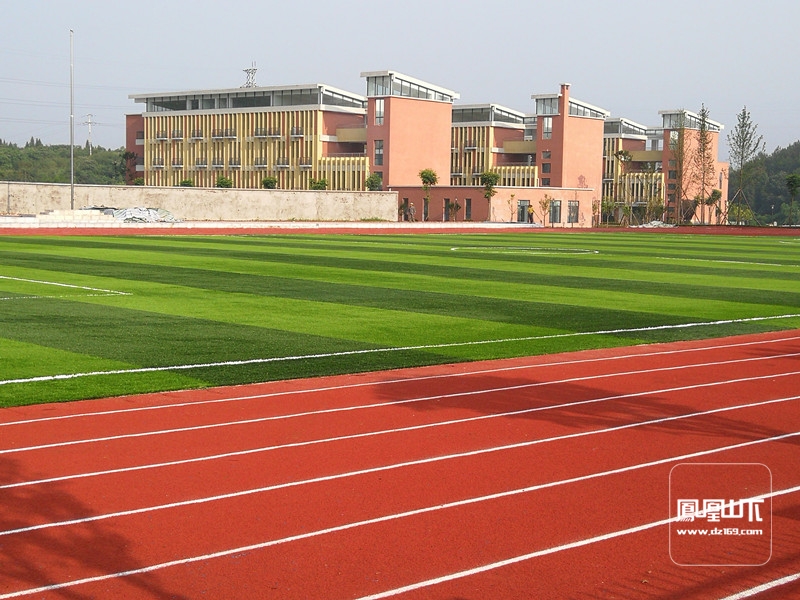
1 231 799 407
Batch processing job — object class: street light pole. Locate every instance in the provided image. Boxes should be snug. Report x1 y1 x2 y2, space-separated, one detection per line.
70 29 74 210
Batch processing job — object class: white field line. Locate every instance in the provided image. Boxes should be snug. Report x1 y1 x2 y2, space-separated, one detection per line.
3 331 800 429
2 392 799 538
5 367 800 490
2 313 800 387
655 256 788 267
4 350 800 456
2 433 799 600
717 573 800 600
356 484 800 600
0 275 130 299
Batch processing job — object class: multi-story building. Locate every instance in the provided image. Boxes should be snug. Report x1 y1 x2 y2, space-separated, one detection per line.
603 109 728 224
126 71 727 227
127 83 369 190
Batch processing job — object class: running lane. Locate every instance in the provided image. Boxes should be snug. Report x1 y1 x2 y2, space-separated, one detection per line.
1 331 799 599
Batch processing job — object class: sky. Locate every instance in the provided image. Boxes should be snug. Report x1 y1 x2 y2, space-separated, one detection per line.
1 0 798 159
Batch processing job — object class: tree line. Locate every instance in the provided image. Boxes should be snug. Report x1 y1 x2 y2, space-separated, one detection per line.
0 138 127 185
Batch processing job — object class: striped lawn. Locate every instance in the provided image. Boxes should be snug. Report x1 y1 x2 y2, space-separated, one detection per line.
1 232 799 406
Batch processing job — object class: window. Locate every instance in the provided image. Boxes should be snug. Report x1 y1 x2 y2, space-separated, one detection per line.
550 199 562 224
465 198 472 220
374 140 384 166
375 98 384 125
541 178 551 187
568 201 579 224
542 150 551 159
541 163 551 173
542 117 553 140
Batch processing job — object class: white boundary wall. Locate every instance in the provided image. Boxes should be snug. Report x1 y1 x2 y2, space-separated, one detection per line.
0 181 398 222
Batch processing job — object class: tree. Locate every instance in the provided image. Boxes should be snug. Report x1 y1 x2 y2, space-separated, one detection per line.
727 106 765 224
480 170 500 220
419 169 437 221
178 179 194 187
309 178 328 190
668 111 693 224
216 175 233 188
538 195 553 227
692 104 717 224
787 173 800 226
365 173 382 191
261 176 278 189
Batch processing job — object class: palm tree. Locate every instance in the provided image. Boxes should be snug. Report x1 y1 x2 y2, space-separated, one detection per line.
419 168 438 221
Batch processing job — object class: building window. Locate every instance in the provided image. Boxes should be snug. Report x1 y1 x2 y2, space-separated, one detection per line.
567 200 579 224
668 170 677 180
541 163 551 173
541 178 551 187
542 150 551 159
550 199 562 224
375 98 384 125
374 140 384 166
542 117 553 140
465 198 471 220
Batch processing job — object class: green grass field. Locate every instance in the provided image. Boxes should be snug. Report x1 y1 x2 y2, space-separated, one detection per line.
1 231 799 407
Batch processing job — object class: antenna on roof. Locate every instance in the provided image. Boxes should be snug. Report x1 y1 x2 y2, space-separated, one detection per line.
242 62 257 88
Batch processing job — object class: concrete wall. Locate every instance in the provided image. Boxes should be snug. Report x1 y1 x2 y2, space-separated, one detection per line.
0 181 398 222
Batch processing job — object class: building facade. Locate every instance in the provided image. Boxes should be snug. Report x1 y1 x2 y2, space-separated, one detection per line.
127 71 728 227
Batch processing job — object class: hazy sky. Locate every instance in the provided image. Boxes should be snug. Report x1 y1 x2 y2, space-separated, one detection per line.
2 0 797 158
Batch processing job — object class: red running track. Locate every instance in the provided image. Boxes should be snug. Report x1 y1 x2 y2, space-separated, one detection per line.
1 331 799 599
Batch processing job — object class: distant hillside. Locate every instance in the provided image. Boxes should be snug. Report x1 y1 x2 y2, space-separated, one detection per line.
0 138 127 185
728 141 800 225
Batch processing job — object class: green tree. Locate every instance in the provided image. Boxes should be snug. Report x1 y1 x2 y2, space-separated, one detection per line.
726 106 765 224
309 178 328 190
419 169 438 221
178 179 194 187
692 104 717 224
261 176 278 189
480 170 500 219
216 175 233 188
787 173 800 226
365 173 382 191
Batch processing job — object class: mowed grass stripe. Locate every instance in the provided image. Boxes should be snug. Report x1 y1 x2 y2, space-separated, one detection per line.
1 232 799 406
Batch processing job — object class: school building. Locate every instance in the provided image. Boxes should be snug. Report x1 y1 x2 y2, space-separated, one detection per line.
127 70 728 226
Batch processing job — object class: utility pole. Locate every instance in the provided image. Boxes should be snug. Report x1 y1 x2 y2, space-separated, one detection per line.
83 114 94 155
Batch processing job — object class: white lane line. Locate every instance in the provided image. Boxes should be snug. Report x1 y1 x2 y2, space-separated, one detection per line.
3 350 800 456
0 275 130 296
4 367 800 490
355 485 800 600
3 393 798 537
717 573 800 600
2 440 799 600
4 331 800 429
2 313 799 387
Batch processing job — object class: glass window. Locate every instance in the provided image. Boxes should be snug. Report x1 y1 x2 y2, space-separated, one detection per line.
568 200 579 223
550 200 562 224
375 98 384 125
542 117 553 140
541 163 551 173
374 140 384 166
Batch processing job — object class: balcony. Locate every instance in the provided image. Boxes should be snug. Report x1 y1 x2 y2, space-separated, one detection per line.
335 125 367 143
255 128 281 138
171 129 184 140
503 140 537 154
155 131 168 141
275 157 290 169
195 159 208 169
299 157 312 169
230 158 241 169
171 158 184 169
152 157 165 169
254 157 268 168
290 127 304 138
190 129 204 140
463 140 477 150
212 158 224 169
